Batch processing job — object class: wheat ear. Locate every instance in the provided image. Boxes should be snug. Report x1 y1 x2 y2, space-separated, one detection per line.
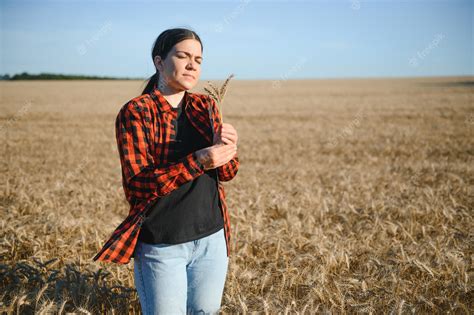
204 73 234 124
219 73 235 100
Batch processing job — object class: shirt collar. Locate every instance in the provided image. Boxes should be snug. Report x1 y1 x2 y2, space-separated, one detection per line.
151 87 190 113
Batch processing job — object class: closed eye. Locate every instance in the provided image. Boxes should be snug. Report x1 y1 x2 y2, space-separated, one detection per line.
176 51 203 64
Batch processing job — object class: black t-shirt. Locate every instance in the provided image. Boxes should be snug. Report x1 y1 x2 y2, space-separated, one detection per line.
138 103 224 244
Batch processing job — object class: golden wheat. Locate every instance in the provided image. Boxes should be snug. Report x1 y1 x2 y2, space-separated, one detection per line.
0 77 473 313
204 73 235 124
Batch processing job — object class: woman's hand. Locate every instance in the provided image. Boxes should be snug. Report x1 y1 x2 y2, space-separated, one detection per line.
195 143 237 171
213 123 238 146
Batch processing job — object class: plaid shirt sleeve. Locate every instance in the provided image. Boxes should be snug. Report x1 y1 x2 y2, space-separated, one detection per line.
116 101 206 202
207 95 240 182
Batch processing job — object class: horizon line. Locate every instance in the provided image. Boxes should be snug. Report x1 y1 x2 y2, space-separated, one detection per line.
1 72 473 81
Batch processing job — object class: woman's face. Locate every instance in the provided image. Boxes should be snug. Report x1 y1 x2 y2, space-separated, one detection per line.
154 38 202 92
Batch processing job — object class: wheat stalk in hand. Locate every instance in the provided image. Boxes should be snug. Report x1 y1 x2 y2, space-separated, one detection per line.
204 73 234 124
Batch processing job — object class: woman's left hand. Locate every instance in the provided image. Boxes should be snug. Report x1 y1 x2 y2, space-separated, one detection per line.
214 123 238 146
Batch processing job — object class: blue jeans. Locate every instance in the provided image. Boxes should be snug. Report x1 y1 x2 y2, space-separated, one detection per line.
133 227 229 314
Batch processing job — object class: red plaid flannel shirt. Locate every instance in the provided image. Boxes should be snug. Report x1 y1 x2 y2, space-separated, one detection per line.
92 88 239 264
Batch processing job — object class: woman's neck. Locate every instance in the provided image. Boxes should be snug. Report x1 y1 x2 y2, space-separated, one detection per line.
158 86 185 108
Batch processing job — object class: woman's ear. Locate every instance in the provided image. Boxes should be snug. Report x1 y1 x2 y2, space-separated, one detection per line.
153 56 163 72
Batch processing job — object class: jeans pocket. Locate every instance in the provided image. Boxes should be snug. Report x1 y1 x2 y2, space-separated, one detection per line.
133 240 141 259
210 227 224 239
207 228 227 257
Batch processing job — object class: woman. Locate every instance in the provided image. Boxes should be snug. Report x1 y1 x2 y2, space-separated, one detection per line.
92 28 240 314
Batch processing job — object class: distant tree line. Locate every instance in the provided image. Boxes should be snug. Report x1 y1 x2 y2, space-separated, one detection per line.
0 72 143 80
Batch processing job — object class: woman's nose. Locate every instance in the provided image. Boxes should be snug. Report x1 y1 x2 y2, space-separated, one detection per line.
186 60 198 70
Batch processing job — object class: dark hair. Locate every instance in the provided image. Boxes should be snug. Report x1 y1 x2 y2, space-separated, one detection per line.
141 28 203 95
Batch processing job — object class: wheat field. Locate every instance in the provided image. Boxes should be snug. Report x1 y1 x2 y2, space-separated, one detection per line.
1 77 473 314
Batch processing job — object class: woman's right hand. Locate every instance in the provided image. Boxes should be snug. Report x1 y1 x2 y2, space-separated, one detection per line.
195 143 237 171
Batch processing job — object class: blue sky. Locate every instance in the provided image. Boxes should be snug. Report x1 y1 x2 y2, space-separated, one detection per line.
0 0 472 80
